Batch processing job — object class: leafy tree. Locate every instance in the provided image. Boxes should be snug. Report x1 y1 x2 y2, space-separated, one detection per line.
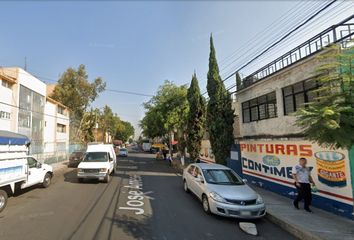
296 43 354 149
141 80 189 156
99 105 118 137
186 73 206 162
51 64 106 141
79 108 100 143
206 35 235 165
115 121 135 142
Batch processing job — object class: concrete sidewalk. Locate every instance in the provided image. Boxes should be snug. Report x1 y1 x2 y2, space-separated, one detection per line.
50 160 69 171
253 185 354 240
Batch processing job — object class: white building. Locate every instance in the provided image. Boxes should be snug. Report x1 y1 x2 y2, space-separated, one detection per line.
44 96 70 155
0 67 70 160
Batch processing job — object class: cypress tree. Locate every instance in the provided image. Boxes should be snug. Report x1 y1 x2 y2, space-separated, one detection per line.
206 35 235 165
236 71 242 90
187 73 206 162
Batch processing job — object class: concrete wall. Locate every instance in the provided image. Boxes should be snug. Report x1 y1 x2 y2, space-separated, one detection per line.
44 99 70 153
235 54 322 138
0 79 14 131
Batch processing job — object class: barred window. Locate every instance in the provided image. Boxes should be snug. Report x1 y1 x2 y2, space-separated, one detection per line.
242 91 277 123
282 79 319 115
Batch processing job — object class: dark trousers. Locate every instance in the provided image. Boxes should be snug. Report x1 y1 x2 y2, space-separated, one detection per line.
294 182 312 209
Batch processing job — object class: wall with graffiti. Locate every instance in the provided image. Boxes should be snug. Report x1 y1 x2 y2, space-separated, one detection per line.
240 140 354 219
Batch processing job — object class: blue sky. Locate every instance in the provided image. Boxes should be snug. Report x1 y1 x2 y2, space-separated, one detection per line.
0 1 352 136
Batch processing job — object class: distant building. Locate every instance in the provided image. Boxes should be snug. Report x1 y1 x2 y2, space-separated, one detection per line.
0 67 70 161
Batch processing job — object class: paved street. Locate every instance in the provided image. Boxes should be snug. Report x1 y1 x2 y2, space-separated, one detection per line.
0 148 296 240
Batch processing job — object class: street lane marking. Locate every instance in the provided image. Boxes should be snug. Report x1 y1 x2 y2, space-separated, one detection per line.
119 175 145 215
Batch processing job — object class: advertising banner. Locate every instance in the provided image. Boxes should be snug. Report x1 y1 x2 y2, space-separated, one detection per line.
240 140 353 206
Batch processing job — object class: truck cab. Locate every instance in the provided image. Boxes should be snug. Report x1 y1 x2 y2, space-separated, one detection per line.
0 131 53 213
77 144 117 183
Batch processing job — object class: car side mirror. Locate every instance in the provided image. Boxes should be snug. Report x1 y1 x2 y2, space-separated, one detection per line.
243 179 248 183
37 162 42 168
196 175 204 183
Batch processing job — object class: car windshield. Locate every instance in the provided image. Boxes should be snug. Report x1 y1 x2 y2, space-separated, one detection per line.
202 169 244 185
120 148 127 152
82 152 108 162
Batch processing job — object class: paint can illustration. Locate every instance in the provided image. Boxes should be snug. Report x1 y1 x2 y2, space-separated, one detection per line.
315 151 346 187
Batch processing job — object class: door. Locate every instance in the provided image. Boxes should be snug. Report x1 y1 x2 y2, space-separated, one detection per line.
192 167 205 199
26 157 43 187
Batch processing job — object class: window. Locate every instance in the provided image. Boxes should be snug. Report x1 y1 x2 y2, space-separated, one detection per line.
188 165 195 175
242 91 277 123
282 79 319 115
57 123 66 133
27 157 38 168
58 106 65 115
1 80 12 89
0 111 11 119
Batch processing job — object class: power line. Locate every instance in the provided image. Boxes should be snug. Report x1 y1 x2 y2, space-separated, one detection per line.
0 101 70 121
221 0 353 81
0 67 154 97
198 0 325 87
220 0 338 83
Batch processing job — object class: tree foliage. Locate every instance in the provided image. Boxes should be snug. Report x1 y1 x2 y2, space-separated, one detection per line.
186 73 206 161
51 64 106 141
141 80 189 154
236 72 242 90
296 43 354 150
115 120 135 142
206 35 235 165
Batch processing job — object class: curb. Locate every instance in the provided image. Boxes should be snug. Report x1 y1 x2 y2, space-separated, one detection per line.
265 211 323 240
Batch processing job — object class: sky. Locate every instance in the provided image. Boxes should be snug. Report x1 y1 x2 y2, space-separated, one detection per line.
0 1 352 138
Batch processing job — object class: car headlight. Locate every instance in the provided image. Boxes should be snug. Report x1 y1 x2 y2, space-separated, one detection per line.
256 195 264 204
78 168 83 173
209 192 227 203
100 168 107 172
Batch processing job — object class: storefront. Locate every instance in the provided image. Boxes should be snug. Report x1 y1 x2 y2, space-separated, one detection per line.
240 139 354 219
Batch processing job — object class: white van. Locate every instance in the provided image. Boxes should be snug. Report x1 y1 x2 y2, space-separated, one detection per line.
77 144 117 183
0 131 53 213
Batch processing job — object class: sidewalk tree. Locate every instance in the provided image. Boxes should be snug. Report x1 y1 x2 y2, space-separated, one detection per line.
206 35 235 165
296 43 354 150
115 120 135 143
51 64 106 141
186 73 206 162
141 80 189 156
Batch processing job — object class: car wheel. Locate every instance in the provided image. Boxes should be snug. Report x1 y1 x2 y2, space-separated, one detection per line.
183 180 190 193
104 173 110 183
0 190 8 213
42 173 52 188
202 194 211 214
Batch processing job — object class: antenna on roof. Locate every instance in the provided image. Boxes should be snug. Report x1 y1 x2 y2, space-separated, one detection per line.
24 57 27 71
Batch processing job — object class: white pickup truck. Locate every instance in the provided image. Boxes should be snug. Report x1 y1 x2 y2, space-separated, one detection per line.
77 143 117 183
0 131 53 213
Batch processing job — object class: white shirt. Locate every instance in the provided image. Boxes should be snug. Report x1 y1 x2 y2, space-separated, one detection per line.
292 165 311 183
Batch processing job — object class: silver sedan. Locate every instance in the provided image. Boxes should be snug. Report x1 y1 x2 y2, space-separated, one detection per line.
182 163 266 219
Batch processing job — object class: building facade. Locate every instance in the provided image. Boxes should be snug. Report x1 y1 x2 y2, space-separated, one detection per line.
232 17 354 219
0 67 70 163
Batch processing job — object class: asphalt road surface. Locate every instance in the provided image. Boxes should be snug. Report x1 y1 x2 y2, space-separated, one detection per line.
0 148 297 240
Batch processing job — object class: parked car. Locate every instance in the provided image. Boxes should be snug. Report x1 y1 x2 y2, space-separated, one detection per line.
119 148 128 157
182 163 266 219
0 131 53 213
77 144 117 183
68 151 85 167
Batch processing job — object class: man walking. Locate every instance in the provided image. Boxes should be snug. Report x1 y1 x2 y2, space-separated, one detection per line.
292 157 316 213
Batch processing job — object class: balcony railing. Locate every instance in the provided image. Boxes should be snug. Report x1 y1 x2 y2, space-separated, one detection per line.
240 14 354 89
